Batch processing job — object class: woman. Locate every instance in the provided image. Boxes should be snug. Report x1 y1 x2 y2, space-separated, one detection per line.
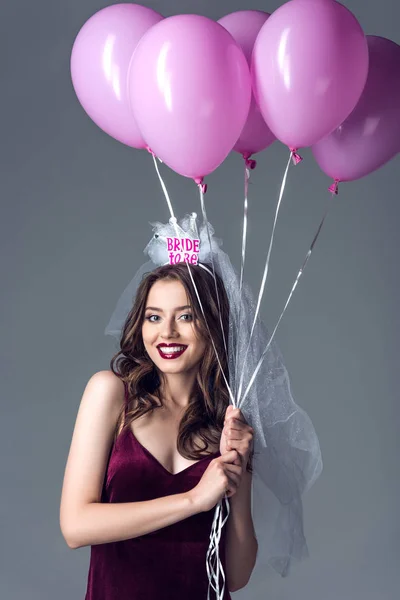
60 261 257 599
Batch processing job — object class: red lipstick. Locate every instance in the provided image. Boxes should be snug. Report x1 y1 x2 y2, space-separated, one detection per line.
157 343 188 360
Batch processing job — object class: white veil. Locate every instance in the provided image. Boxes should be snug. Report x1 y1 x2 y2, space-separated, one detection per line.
104 213 322 589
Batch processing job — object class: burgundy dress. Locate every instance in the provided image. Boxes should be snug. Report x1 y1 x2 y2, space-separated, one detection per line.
84 389 231 600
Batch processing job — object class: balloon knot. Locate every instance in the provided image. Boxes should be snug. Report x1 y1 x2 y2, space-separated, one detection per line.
328 179 340 195
146 145 155 157
289 148 303 165
244 156 257 170
194 177 207 194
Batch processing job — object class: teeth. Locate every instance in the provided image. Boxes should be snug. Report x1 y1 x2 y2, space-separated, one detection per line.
159 346 186 354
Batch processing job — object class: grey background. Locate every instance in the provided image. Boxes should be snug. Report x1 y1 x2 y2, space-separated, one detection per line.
1 0 399 598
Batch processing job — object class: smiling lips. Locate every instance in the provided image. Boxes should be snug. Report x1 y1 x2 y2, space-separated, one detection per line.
157 343 188 360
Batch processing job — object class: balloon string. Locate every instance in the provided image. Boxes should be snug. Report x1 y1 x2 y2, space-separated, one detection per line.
197 187 236 599
198 185 229 363
150 151 176 220
187 238 235 405
149 153 235 404
237 150 293 404
234 159 252 389
206 497 230 600
239 166 250 293
241 189 336 405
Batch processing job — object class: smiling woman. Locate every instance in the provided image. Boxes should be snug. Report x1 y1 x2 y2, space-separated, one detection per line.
114 262 241 464
60 259 257 600
59 210 323 600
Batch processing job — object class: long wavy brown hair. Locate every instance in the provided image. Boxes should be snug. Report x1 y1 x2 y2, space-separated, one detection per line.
109 262 254 474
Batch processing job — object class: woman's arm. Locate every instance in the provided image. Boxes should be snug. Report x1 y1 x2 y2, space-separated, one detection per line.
225 469 258 592
60 370 201 548
66 493 198 549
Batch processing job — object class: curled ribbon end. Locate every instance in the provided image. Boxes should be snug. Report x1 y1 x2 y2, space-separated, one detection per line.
289 148 303 165
328 180 340 195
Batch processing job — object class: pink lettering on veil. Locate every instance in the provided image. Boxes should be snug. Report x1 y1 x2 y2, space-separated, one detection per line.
167 237 200 265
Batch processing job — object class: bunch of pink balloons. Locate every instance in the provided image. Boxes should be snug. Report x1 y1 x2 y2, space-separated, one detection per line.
71 1 399 186
71 3 253 184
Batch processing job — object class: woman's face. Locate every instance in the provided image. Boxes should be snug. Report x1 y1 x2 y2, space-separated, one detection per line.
142 279 207 375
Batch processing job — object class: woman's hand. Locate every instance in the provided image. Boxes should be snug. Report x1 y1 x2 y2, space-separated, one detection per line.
219 406 254 474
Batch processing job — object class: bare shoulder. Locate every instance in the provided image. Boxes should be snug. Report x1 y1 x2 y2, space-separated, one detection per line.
89 368 125 388
59 370 126 547
87 369 125 396
78 370 126 421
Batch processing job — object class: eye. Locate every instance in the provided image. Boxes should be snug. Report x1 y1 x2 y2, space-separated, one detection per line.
179 313 193 321
145 315 161 323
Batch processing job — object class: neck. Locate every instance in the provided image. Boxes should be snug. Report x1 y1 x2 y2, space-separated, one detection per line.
158 369 198 412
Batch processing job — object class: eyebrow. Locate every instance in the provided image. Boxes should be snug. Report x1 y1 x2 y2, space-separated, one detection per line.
145 305 192 312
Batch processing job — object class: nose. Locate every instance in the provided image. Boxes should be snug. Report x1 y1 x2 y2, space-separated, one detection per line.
160 318 179 339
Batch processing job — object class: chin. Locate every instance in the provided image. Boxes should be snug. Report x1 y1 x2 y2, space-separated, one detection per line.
151 357 197 375
157 363 192 375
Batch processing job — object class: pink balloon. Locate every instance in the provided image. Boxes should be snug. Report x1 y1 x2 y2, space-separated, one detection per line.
312 36 400 182
128 15 251 182
71 3 163 148
218 10 275 157
251 0 369 149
